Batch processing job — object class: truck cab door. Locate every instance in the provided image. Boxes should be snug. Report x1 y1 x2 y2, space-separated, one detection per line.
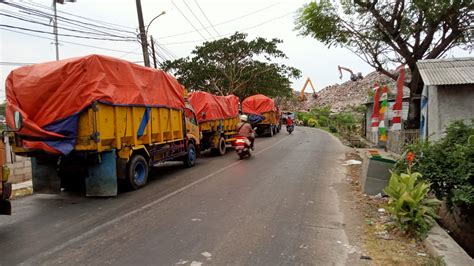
184 108 200 145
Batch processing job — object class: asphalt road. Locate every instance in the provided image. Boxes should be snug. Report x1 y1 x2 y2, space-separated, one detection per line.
0 126 359 265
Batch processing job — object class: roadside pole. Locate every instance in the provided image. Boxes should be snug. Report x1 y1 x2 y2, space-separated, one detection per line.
135 0 150 67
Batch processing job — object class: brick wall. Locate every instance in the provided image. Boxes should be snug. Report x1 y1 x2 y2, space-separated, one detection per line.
5 139 32 184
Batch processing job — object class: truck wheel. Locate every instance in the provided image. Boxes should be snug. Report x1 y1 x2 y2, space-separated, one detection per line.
217 137 227 155
183 143 197 167
126 154 148 190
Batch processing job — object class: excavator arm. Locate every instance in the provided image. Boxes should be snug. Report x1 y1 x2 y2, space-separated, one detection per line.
338 65 363 81
299 77 317 100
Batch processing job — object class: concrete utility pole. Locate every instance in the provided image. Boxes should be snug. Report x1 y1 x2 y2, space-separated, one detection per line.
135 0 150 67
150 36 157 68
53 0 59 60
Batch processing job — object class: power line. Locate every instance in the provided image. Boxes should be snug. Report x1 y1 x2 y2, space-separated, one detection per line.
159 3 279 39
0 62 35 66
193 0 220 37
19 0 136 30
171 0 208 41
2 1 136 35
0 12 135 40
0 24 136 41
1 28 142 54
160 11 296 46
181 0 214 39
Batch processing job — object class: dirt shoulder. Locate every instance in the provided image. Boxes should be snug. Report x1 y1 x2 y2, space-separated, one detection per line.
341 150 444 265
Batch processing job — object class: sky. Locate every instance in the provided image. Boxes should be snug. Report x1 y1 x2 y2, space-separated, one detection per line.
0 0 471 102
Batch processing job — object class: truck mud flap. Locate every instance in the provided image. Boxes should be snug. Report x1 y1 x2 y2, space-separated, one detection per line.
32 157 61 194
85 150 117 197
0 200 11 215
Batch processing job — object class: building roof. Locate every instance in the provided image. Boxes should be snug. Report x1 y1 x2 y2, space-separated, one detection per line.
417 57 474 86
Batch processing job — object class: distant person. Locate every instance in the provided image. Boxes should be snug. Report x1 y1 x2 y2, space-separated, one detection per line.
236 115 255 149
286 117 294 127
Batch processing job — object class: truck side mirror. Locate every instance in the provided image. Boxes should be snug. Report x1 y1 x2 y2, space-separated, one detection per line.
13 111 23 131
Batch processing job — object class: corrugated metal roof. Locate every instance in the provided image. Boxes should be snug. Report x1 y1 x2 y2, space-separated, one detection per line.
417 57 474 86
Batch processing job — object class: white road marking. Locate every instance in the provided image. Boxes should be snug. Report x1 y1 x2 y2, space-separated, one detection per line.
20 135 289 265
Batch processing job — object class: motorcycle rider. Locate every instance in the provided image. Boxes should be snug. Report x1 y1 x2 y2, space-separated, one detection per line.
236 115 255 149
286 117 294 127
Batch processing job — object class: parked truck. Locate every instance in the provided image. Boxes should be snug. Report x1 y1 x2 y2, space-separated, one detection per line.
242 94 281 137
6 55 200 197
188 91 239 156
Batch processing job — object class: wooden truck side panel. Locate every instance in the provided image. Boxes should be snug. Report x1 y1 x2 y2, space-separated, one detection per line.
75 103 185 153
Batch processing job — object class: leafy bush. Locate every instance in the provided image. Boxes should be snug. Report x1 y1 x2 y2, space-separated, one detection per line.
308 118 319 127
329 125 337 133
384 171 441 238
318 116 329 127
393 120 474 208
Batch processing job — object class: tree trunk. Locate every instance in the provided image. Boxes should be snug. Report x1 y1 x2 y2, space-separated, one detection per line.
405 66 424 129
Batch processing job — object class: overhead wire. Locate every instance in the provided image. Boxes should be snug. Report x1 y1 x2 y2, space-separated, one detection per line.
18 0 136 30
2 1 136 35
181 0 214 39
1 28 142 54
0 12 136 40
159 3 279 39
160 10 296 46
193 0 220 37
170 0 208 41
0 24 136 41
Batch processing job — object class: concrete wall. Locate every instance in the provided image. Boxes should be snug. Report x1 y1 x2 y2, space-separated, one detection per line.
428 84 474 140
4 138 32 184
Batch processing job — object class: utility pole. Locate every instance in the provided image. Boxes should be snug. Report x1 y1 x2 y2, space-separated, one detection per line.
53 0 59 60
150 36 157 68
135 0 150 67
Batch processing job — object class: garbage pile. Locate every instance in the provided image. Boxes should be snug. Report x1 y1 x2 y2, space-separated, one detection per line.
288 70 410 113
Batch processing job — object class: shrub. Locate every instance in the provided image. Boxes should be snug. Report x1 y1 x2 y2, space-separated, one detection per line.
329 125 337 133
393 120 474 208
318 116 329 127
384 171 441 238
308 118 319 127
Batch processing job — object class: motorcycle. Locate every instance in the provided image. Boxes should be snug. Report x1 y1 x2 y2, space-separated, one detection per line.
234 136 253 159
287 124 294 134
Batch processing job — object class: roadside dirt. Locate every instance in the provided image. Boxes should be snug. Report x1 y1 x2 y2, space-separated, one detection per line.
343 151 444 265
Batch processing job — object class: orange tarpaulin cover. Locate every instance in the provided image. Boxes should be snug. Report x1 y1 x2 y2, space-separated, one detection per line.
188 91 239 122
6 54 186 155
242 94 277 115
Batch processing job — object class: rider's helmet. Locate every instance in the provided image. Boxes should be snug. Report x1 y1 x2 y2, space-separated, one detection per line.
240 115 248 122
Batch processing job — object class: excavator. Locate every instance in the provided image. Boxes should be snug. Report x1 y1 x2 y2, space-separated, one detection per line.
338 65 363 81
299 77 317 101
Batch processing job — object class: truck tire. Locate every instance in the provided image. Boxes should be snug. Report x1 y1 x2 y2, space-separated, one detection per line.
183 143 197 167
211 137 226 156
126 154 148 190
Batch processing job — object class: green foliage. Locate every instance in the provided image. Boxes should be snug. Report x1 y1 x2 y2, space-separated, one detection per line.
308 118 319 128
384 171 441 238
296 0 473 127
161 32 301 99
318 116 329 127
0 103 5 116
329 125 337 133
394 120 474 208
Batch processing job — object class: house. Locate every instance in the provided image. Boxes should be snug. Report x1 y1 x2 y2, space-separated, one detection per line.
417 57 474 140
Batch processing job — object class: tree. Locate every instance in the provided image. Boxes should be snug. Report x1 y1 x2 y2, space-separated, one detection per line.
161 32 301 99
296 0 473 128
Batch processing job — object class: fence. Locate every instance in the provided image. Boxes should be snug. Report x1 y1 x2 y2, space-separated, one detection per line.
386 129 419 154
